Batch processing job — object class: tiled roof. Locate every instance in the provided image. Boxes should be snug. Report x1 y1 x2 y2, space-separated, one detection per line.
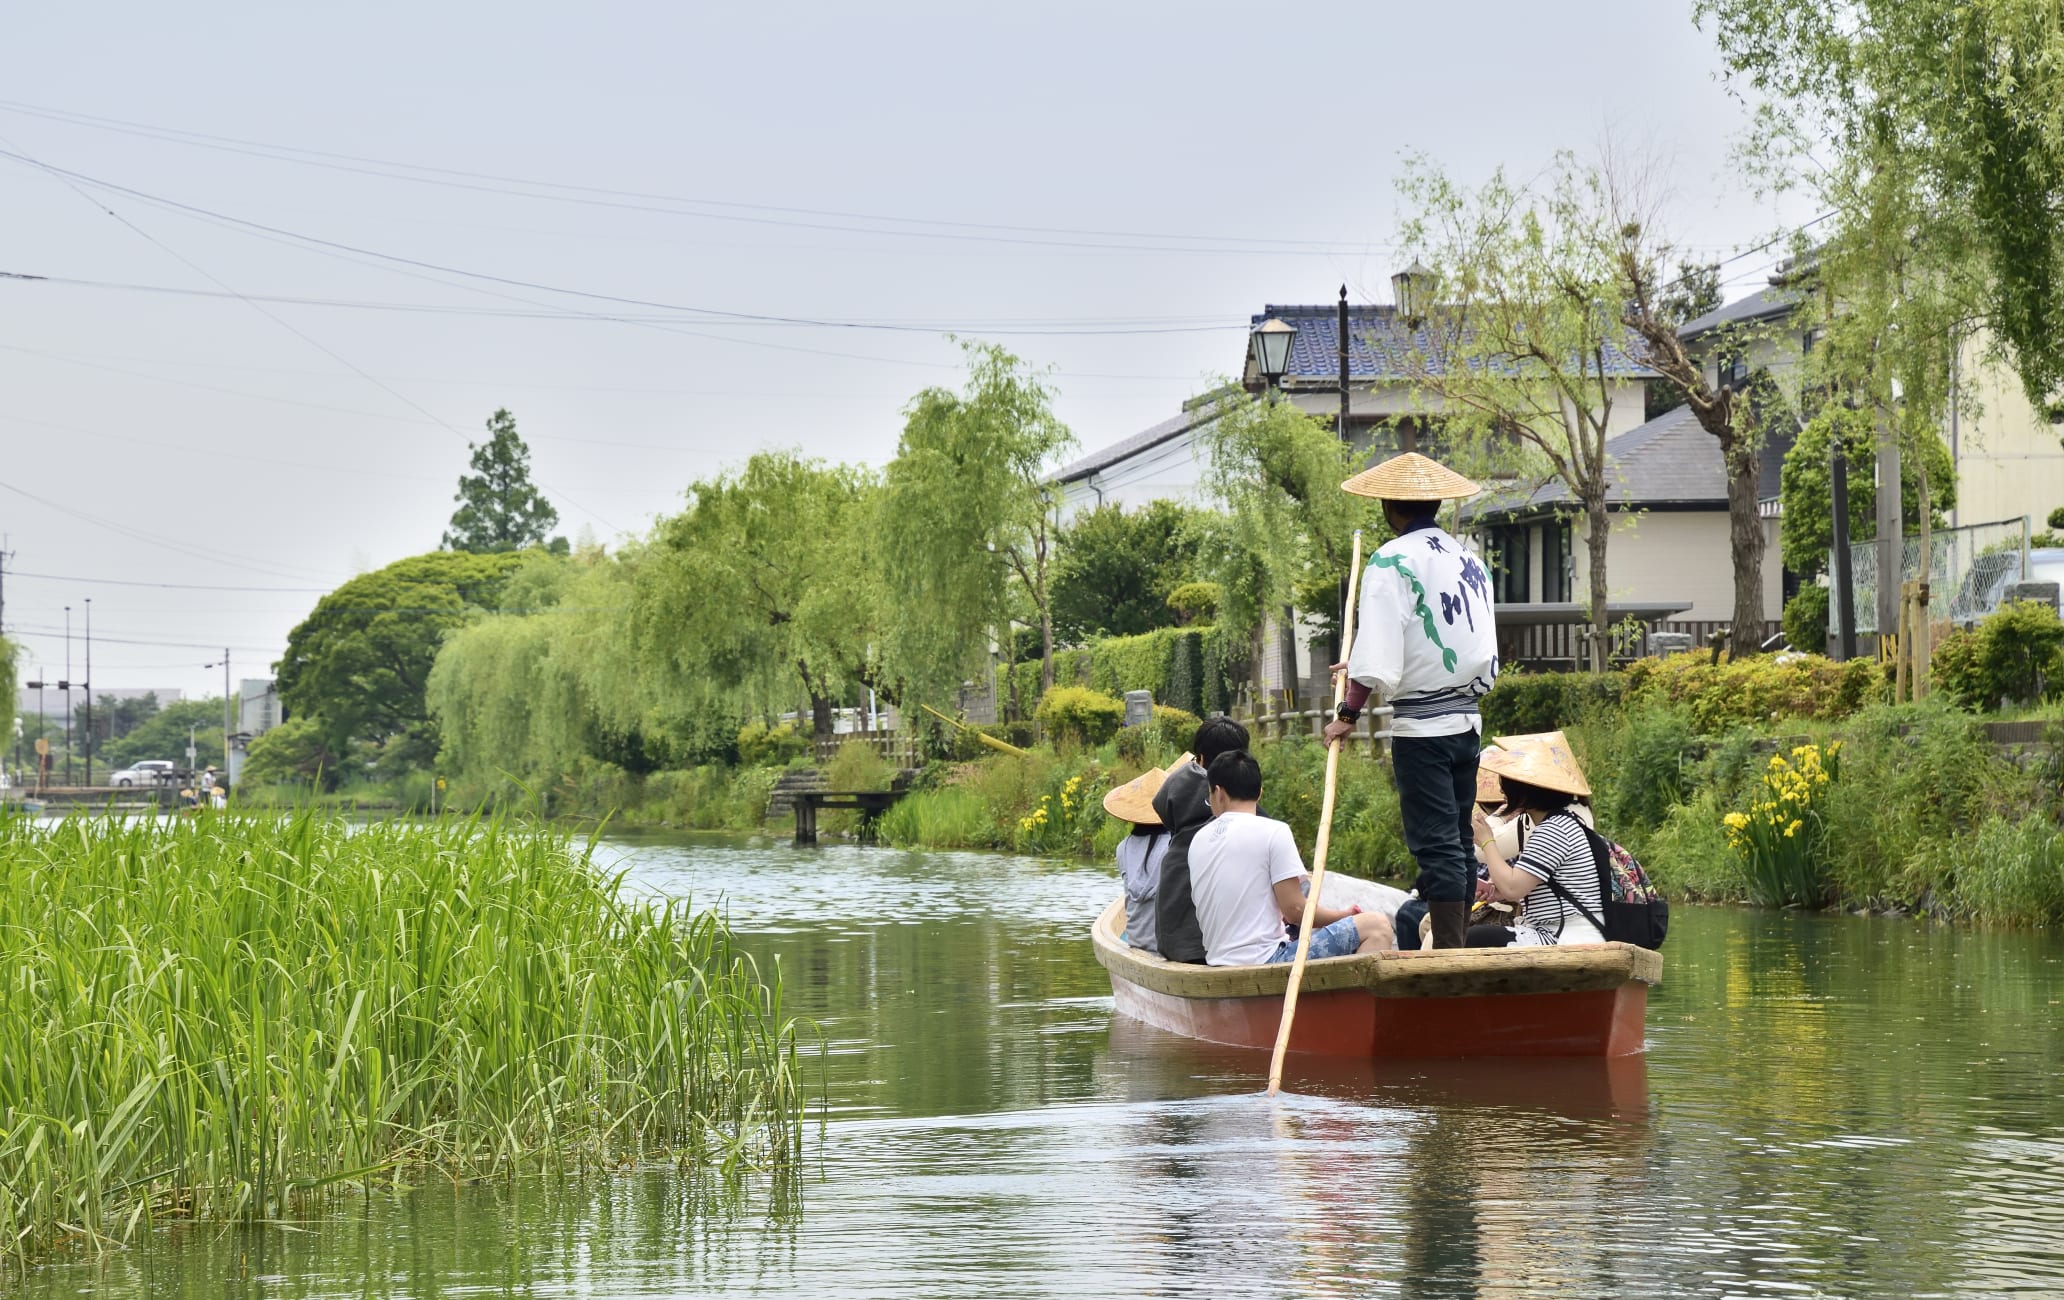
1246 303 1658 385
1053 405 1216 484
1471 402 1795 517
1678 283 1802 340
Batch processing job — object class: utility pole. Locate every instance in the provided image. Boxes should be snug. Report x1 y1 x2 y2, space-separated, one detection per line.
82 598 92 786
1831 434 1857 660
63 606 72 786
0 537 12 637
1874 424 1902 656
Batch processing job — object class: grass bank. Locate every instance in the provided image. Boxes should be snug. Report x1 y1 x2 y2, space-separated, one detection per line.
0 811 806 1272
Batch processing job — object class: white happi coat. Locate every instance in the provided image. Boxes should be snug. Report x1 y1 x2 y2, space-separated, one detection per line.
1347 522 1499 737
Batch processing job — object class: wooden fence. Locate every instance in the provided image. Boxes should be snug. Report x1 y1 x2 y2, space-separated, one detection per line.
812 730 923 767
1501 619 1783 671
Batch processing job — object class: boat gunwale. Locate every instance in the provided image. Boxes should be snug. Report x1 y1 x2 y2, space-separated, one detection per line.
1092 896 1662 1001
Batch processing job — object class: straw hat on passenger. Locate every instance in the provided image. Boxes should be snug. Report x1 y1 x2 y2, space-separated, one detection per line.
1340 452 1480 501
1477 730 1591 798
1475 754 1509 806
1102 754 1189 824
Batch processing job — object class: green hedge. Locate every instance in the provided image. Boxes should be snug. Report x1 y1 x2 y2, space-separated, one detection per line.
1008 626 1231 719
1480 672 1628 736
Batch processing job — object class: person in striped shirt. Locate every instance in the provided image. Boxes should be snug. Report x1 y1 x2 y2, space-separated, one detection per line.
1468 737 1606 947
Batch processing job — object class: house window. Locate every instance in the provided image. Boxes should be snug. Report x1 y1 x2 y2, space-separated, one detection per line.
1489 525 1531 604
1541 522 1573 602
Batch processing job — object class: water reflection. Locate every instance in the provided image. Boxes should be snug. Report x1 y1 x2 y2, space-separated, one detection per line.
24 838 2064 1298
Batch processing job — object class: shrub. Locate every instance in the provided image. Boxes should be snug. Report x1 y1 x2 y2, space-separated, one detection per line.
1782 585 1830 654
1645 789 1745 900
1167 582 1221 623
1035 686 1126 749
1932 599 2064 711
736 719 809 767
1113 725 1149 766
242 716 338 791
2049 506 2064 532
1622 652 1882 729
826 738 895 792
1480 671 1626 736
1598 704 1698 842
1149 705 1201 755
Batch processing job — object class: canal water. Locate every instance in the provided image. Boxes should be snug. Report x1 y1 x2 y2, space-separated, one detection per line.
29 835 2064 1297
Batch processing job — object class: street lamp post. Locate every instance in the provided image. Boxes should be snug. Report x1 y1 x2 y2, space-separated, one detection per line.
1250 317 1296 397
203 651 232 783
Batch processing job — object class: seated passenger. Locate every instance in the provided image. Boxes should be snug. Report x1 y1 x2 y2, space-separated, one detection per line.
1151 716 1251 963
1188 750 1394 966
1102 759 1180 951
1467 737 1605 948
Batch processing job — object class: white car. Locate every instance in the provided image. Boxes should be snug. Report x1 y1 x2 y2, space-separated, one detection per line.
109 760 179 788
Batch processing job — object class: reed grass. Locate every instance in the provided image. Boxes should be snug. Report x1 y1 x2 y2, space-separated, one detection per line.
0 810 805 1271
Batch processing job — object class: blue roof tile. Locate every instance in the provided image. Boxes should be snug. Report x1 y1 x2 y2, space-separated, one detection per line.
1247 303 1658 384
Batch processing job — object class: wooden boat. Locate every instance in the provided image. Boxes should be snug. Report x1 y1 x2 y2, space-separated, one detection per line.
1092 877 1662 1059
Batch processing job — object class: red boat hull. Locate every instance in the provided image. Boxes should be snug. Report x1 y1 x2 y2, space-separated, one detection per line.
1093 896 1660 1059
1109 974 1650 1058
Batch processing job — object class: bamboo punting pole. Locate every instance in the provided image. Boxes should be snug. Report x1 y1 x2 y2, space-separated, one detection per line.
916 702 1030 757
1267 530 1364 1096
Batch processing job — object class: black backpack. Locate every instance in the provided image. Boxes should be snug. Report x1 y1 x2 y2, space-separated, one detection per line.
1541 814 1669 950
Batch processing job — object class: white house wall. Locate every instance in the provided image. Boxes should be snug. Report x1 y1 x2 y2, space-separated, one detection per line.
1569 511 1782 623
1949 333 2064 530
1057 430 1210 519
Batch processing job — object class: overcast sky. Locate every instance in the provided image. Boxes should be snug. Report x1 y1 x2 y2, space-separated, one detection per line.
0 1 1803 701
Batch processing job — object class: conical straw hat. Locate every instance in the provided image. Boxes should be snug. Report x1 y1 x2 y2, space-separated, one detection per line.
1477 730 1592 798
1103 754 1189 824
1340 452 1480 501
1475 752 1508 805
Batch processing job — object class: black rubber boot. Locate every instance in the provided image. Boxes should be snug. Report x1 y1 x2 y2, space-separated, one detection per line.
1427 901 1470 950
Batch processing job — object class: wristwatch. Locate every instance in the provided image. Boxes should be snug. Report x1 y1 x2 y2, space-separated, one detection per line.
1335 704 1361 723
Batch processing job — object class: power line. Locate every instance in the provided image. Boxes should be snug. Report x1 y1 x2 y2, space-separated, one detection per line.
0 156 1246 338
0 97 1394 256
0 480 339 584
3 144 629 536
6 570 331 593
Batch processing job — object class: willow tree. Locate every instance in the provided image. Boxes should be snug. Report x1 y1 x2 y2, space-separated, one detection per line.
1607 154 1796 651
1697 0 2064 412
1395 153 1647 670
878 340 1076 705
1195 393 1370 702
635 453 883 743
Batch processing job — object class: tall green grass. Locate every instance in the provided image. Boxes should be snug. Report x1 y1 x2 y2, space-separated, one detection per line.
0 811 805 1270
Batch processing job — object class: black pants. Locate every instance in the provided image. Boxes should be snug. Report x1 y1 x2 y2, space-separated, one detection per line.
1392 730 1479 905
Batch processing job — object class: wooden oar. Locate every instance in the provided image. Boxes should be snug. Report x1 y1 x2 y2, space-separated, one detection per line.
1267 529 1364 1097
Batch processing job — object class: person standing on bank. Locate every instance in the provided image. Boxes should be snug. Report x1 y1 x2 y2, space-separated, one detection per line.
1321 453 1499 949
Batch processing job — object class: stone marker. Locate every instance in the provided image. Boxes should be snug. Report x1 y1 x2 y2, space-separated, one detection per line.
1647 631 1694 657
2006 581 2061 612
1123 690 1154 728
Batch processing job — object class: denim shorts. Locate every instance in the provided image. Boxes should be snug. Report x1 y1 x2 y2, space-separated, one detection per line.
1266 916 1364 964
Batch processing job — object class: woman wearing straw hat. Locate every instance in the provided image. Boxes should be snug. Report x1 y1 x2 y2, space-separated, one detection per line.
1104 759 1180 952
1470 734 1606 947
1321 452 1498 949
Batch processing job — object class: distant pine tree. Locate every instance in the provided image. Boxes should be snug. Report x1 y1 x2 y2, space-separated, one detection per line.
442 409 563 553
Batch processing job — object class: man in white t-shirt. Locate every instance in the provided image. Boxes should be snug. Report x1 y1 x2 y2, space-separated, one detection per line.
1187 751 1395 966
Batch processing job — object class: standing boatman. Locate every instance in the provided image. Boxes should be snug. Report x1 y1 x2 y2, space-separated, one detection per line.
1322 452 1498 949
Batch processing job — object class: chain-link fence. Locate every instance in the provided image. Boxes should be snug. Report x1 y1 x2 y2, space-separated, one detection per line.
1837 516 2030 636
